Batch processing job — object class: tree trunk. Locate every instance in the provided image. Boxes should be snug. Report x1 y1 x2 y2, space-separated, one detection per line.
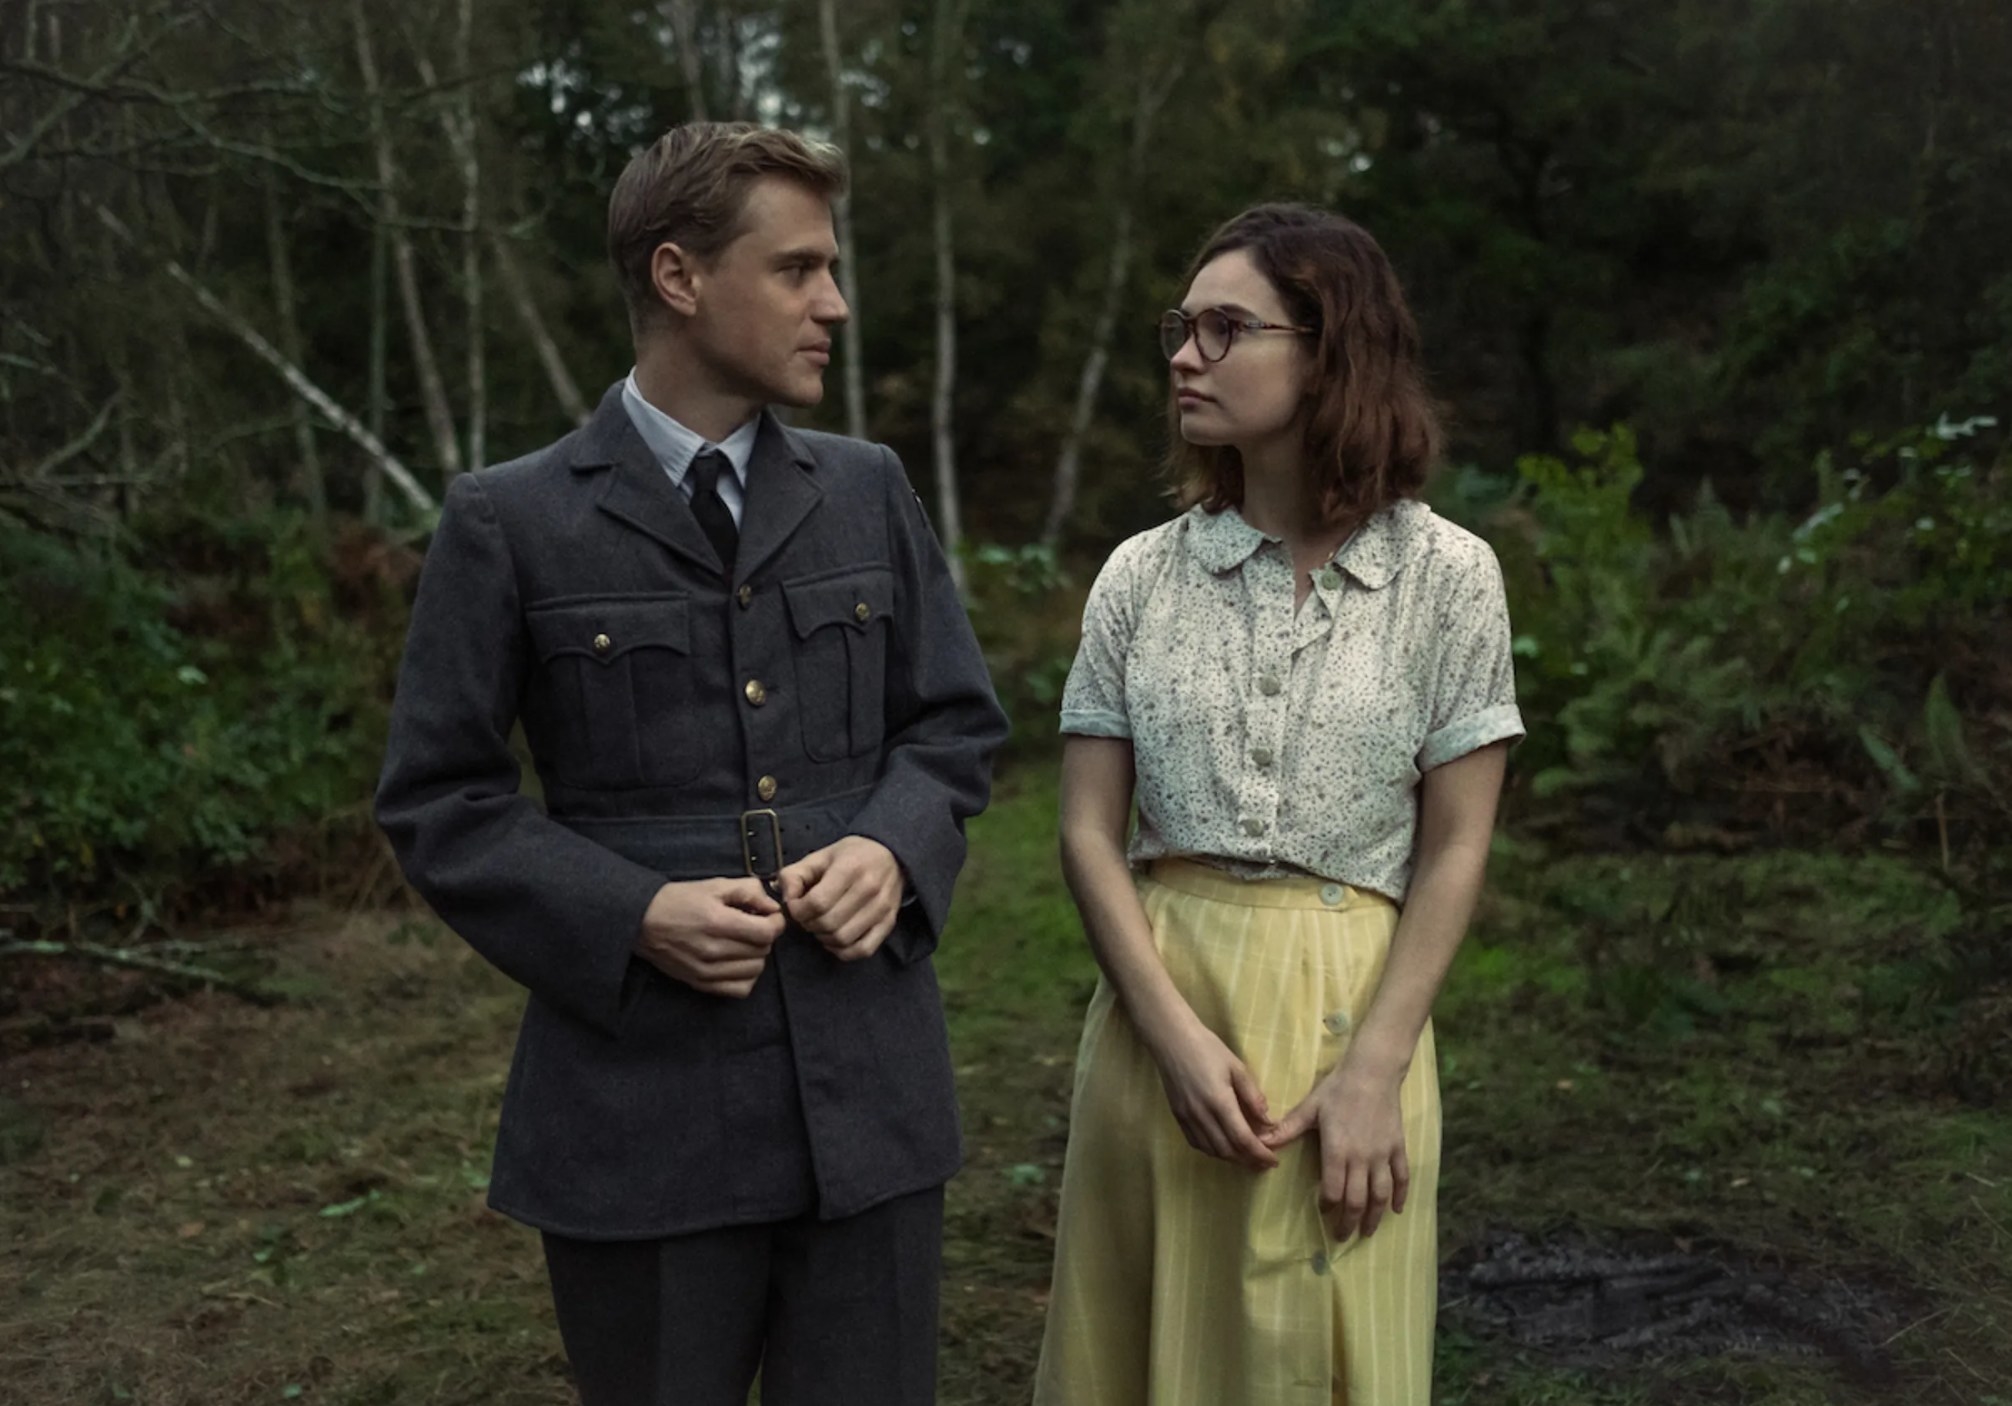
818 0 866 440
926 0 966 592
365 215 388 522
1042 203 1132 546
455 0 484 473
665 0 708 122
1040 62 1179 546
491 229 591 425
264 173 326 522
88 203 437 516
354 1 463 483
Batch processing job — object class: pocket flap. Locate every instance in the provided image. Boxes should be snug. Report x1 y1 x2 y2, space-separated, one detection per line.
782 568 894 640
526 595 691 664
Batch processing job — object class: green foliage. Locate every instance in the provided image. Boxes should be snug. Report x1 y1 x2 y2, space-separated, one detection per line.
0 515 396 907
963 541 1080 756
1478 416 2012 837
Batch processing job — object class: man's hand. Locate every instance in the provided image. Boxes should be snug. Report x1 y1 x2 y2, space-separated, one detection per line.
635 878 787 998
778 836 905 961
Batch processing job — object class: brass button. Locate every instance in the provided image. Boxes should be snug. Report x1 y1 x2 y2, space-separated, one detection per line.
1252 745 1274 767
854 602 871 623
737 585 754 609
743 679 768 707
592 633 612 656
1258 673 1281 697
756 775 778 802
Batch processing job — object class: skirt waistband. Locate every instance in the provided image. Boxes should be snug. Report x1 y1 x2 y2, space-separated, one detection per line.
1142 858 1396 913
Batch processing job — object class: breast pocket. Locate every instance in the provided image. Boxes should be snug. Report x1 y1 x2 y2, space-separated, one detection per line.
525 595 699 788
782 567 894 762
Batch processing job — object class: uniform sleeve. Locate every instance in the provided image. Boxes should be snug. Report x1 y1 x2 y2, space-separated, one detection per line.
1058 539 1143 739
840 448 1010 958
374 474 669 1035
1418 544 1527 771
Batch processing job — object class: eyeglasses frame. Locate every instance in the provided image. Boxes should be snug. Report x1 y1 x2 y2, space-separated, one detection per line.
1159 306 1316 364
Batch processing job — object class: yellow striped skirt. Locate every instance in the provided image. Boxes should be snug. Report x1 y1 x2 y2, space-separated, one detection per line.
1032 859 1441 1406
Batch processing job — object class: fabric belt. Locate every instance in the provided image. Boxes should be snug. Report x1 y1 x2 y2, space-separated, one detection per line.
551 784 874 886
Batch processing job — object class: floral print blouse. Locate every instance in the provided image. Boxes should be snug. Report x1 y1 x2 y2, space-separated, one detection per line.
1059 499 1524 902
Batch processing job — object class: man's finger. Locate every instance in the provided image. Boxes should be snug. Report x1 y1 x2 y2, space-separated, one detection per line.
716 877 781 914
1391 1146 1411 1215
809 883 880 941
713 908 787 948
778 849 832 904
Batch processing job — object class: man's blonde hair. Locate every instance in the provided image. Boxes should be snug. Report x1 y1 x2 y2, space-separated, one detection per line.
607 122 847 330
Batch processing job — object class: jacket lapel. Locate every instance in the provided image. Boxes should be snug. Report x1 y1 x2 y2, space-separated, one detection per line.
574 385 723 577
732 412 823 587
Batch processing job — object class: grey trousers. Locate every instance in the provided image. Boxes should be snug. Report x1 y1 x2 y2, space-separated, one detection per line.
542 1184 945 1406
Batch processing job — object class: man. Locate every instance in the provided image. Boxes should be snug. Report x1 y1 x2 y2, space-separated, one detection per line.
375 123 1008 1406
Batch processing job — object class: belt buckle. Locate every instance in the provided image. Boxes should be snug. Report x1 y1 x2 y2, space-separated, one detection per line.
741 807 785 901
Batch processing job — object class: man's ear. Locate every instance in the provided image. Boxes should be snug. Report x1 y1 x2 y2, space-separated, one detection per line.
650 241 702 318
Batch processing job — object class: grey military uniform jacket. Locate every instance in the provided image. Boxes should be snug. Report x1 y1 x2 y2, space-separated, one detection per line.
375 384 1008 1239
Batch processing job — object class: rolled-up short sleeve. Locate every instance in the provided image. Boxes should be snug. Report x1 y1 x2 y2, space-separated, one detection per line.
1059 541 1142 739
1418 546 1526 771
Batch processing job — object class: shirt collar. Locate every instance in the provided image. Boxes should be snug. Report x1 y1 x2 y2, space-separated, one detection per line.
621 369 759 488
1185 498 1432 590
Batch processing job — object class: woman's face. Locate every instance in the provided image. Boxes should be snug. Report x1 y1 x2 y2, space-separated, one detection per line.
1167 249 1313 452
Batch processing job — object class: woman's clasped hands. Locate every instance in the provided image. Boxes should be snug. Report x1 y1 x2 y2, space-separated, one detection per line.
1145 1011 1410 1240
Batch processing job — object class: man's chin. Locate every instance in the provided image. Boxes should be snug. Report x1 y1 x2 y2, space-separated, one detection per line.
771 377 825 410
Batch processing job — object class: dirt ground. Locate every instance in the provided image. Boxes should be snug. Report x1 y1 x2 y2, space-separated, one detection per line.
3 771 2009 1404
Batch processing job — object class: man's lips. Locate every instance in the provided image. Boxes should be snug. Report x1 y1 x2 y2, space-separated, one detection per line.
802 344 832 365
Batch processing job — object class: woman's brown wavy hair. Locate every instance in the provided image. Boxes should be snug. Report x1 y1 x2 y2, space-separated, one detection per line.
1169 204 1441 524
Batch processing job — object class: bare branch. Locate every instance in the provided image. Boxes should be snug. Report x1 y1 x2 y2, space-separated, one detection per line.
16 394 120 481
88 199 438 517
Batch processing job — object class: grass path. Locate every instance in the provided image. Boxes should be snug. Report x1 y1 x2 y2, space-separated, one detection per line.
3 765 2008 1403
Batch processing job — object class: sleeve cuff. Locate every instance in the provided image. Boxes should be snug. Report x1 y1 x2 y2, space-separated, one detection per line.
1060 708 1131 738
1419 704 1526 771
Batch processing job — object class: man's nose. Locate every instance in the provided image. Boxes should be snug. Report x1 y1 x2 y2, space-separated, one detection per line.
815 272 849 325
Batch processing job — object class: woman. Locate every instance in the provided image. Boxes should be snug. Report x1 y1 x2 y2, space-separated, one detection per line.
1032 204 1524 1406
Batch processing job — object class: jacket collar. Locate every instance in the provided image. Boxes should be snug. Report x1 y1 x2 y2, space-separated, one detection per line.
1185 497 1432 590
570 382 823 586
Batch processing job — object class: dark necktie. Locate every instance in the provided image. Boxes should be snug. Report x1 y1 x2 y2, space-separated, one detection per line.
687 448 739 574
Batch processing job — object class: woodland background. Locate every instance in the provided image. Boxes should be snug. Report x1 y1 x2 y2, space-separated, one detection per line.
3 1 2010 1403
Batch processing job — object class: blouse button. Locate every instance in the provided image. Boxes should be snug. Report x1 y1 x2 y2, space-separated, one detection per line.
1317 567 1342 590
1258 673 1282 697
1252 746 1274 768
1240 818 1265 837
1322 1010 1352 1036
1320 883 1345 906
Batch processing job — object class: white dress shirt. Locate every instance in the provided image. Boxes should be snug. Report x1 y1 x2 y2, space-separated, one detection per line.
621 370 759 528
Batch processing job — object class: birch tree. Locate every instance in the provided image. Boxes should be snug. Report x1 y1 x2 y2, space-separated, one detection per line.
818 0 867 440
353 0 463 482
925 0 967 592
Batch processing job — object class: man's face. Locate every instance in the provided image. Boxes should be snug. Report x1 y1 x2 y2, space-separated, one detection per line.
682 176 847 410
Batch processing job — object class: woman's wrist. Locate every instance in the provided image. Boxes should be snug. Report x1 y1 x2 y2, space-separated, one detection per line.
1338 1030 1414 1085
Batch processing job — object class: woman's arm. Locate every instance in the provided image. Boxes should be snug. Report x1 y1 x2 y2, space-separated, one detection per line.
1060 735 1279 1169
1262 739 1509 1230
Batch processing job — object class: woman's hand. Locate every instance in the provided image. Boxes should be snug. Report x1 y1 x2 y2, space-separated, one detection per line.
1262 1060 1409 1238
1141 1013 1279 1170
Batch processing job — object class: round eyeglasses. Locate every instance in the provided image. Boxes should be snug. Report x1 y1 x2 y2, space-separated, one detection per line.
1159 307 1315 363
